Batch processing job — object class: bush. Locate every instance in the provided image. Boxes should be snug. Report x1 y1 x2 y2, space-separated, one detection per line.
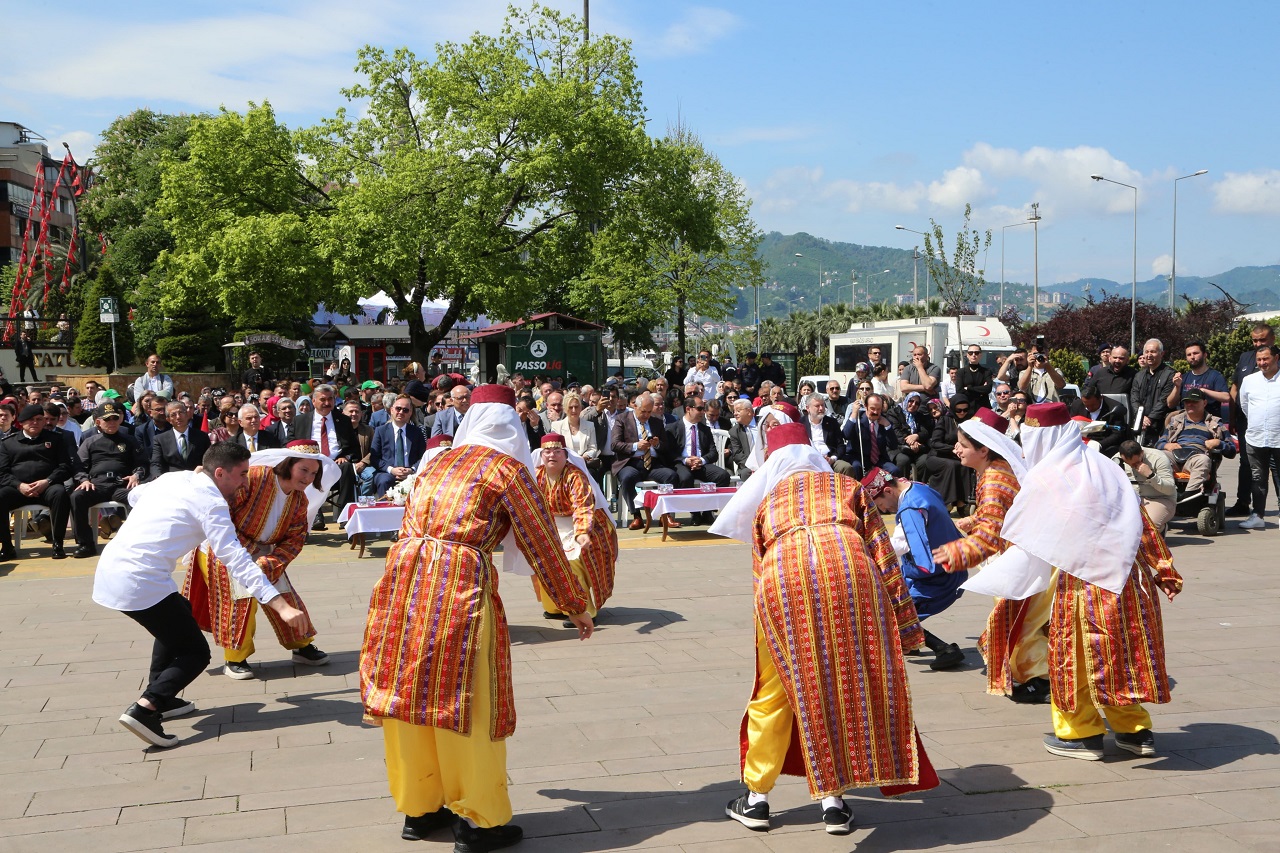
797 353 825 377
157 333 222 371
1049 347 1086 387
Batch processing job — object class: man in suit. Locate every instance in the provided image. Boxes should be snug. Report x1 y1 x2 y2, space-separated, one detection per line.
0 404 74 559
232 404 279 453
291 384 358 527
431 385 471 437
580 390 614 483
344 400 377 497
270 397 297 445
726 399 756 479
1068 381 1131 458
704 398 732 431
370 394 426 497
610 390 677 530
150 400 210 480
843 393 899 478
802 393 856 476
133 395 172 461
664 396 731 524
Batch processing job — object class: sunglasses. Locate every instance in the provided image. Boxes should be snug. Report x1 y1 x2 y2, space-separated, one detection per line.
995 390 1011 396
967 351 981 355
391 406 412 413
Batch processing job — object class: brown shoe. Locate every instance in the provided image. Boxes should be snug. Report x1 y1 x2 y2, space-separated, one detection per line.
662 514 682 529
628 518 644 530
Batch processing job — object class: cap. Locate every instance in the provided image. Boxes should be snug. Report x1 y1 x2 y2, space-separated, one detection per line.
540 433 566 449
1182 387 1206 402
360 380 381 390
763 421 810 452
426 434 452 451
18 404 45 423
96 401 123 420
471 384 516 407
860 467 895 498
1023 402 1071 428
745 351 758 359
101 389 122 400
286 439 322 454
971 407 1010 434
761 352 773 359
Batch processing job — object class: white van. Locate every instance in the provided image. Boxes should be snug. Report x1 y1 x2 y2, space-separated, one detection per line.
606 357 659 383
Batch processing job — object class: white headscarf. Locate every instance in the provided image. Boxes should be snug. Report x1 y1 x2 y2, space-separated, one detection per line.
415 440 453 474
247 446 343 528
958 418 1028 482
710 429 827 544
745 406 793 471
451 399 537 576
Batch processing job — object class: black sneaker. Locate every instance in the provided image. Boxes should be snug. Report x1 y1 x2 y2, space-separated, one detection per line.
291 644 329 666
153 695 197 720
725 793 770 831
1010 677 1052 704
224 660 255 680
542 611 562 620
1226 502 1252 518
0 545 17 561
822 801 854 835
1043 733 1104 760
1114 730 1156 757
930 643 966 671
402 807 453 841
452 821 523 853
118 702 180 748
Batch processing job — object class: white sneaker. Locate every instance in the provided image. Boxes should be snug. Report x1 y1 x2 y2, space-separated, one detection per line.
1240 514 1266 530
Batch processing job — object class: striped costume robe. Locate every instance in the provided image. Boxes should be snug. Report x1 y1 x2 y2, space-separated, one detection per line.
360 445 588 737
183 465 313 650
743 470 937 798
934 459 1046 695
534 464 618 612
858 490 926 653
1050 506 1182 711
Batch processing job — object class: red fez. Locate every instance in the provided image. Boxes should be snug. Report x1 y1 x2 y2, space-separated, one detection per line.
764 421 810 451
286 439 321 454
1023 402 1070 428
773 401 802 422
971 407 1010 434
540 433 566 448
859 467 895 498
470 384 515 407
426 434 452 450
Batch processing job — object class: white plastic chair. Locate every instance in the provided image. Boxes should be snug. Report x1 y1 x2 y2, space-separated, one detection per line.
12 504 49 551
89 501 128 539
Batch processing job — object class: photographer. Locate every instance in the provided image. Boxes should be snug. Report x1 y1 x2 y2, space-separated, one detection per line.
1016 342 1065 403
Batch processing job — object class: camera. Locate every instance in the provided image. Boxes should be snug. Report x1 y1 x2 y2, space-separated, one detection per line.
1035 354 1047 364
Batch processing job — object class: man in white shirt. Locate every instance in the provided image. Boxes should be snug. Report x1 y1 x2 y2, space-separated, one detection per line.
683 351 721 395
131 354 175 403
1239 344 1280 530
93 442 306 748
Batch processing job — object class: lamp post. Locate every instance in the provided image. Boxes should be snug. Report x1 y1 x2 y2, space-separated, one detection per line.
795 252 826 308
1171 169 1208 309
895 225 931 304
1028 202 1042 324
1090 174 1139 354
864 269 891 305
1001 220 1033 315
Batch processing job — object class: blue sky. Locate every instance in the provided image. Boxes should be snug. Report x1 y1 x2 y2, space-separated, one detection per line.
5 0 1279 292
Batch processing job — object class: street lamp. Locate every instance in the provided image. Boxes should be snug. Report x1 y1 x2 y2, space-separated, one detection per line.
864 269 891 305
1028 203 1042 324
1090 174 1139 355
1171 169 1208 309
1001 220 1033 315
795 252 826 308
895 225 931 304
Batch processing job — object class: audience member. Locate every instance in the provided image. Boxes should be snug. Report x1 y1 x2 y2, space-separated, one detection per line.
1130 339 1176 446
1116 439 1177 534
1229 324 1277 516
1239 343 1280 530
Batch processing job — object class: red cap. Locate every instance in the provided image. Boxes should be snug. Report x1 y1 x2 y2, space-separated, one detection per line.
286 439 322 454
859 467 895 498
540 433 566 448
470 384 515 407
1024 402 1071 428
765 421 810 451
971 407 1010 433
426 434 452 450
773 401 802 423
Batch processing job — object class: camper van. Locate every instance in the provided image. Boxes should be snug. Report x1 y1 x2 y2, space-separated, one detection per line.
828 316 1015 393
606 356 660 383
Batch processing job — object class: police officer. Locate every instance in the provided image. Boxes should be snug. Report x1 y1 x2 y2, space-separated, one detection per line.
0 404 73 559
70 402 147 559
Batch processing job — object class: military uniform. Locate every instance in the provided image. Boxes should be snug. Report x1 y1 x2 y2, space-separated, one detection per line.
72 428 147 554
0 425 73 556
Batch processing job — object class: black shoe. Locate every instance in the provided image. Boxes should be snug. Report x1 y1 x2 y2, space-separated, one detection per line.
311 519 326 531
1010 677 1052 704
930 643 966 670
73 545 96 559
291 644 329 666
1043 733 1104 760
822 801 854 835
0 545 16 561
542 611 562 620
224 660 255 680
1226 502 1252 517
50 544 66 560
402 807 453 841
725 792 770 830
118 702 180 748
453 821 523 853
1114 730 1156 757
153 695 197 720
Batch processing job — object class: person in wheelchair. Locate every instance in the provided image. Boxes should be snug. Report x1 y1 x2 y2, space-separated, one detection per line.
1158 388 1234 496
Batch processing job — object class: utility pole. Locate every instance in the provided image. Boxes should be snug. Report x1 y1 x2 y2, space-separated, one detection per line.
583 0 589 43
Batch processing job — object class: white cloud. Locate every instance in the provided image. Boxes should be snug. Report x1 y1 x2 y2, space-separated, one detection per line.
651 7 742 58
927 166 990 211
963 142 1142 214
1151 254 1173 277
1212 170 1280 215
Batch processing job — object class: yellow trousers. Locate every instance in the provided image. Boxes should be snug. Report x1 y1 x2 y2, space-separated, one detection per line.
1051 608 1152 739
1008 573 1055 684
533 558 598 618
196 554 311 663
381 594 512 828
742 626 792 794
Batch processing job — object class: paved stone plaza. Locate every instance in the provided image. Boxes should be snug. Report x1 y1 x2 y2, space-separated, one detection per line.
2 485 1279 851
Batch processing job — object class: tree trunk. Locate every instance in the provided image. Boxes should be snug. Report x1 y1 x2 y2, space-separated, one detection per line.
676 294 687 360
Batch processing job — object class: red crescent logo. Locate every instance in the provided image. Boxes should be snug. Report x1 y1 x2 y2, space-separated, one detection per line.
977 326 990 336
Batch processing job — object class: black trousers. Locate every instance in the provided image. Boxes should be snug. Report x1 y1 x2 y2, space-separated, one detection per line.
673 461 731 489
70 484 130 549
0 484 70 547
615 458 676 513
1248 444 1280 517
16 359 37 382
122 592 211 705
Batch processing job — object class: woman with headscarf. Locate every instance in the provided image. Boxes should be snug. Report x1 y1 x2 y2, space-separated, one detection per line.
964 403 1182 761
885 391 933 475
930 409 1047 702
712 422 937 837
183 440 342 680
922 394 974 508
359 385 592 849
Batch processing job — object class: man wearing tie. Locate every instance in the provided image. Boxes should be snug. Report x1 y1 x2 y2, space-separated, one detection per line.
843 393 900 478
150 401 211 480
233 404 279 453
370 395 426 497
290 384 358 527
609 390 677 530
664 395 731 524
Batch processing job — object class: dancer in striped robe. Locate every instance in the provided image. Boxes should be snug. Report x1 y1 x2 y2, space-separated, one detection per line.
359 385 592 851
711 422 937 837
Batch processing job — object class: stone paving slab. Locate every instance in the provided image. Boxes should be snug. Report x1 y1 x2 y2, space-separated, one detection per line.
0 499 1278 851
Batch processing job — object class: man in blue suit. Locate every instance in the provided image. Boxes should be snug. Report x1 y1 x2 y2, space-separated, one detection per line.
370 394 426 497
842 393 900 479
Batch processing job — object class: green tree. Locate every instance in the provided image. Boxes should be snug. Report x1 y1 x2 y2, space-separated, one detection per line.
303 5 649 362
922 204 992 318
73 265 134 372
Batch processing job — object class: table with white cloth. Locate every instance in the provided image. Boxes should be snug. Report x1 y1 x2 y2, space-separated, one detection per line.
341 502 406 558
640 486 738 541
